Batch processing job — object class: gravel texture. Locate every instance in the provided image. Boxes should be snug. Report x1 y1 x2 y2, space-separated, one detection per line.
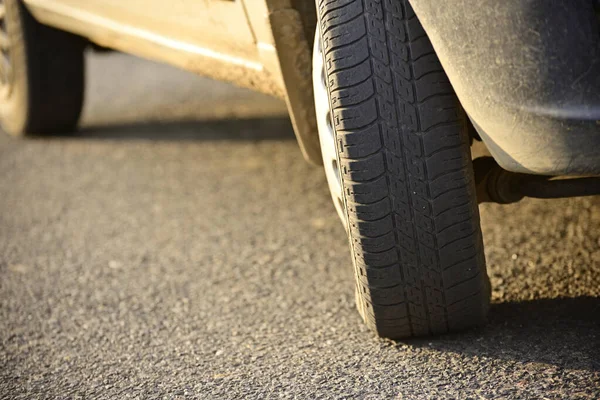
1 53 599 399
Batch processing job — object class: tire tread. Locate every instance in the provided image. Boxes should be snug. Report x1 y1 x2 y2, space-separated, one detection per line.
317 0 489 339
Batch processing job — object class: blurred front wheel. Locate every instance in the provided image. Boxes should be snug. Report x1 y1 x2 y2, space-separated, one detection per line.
0 0 85 136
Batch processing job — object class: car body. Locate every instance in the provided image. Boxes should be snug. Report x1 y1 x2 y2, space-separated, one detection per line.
20 0 600 175
23 0 323 164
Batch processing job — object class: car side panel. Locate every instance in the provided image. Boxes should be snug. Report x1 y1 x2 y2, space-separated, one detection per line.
23 0 286 97
23 0 322 164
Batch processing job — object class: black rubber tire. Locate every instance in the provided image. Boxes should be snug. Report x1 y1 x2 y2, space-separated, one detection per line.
0 0 85 136
316 0 490 339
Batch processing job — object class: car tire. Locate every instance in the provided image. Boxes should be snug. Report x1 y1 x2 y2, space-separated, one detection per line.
314 0 490 339
0 0 85 136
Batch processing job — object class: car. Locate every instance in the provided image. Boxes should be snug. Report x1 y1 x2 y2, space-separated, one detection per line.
1 0 598 339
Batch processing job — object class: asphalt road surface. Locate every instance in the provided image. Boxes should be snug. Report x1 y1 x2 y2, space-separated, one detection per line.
1 52 600 399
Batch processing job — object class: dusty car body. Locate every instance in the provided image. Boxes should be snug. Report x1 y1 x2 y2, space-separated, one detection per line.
22 0 600 175
24 0 323 163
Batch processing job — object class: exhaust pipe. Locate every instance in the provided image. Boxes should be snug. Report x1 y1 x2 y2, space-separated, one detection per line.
474 157 600 204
